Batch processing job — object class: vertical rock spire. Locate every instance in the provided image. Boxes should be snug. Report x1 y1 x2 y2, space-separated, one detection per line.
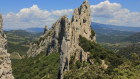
0 14 3 29
27 1 96 79
44 25 49 34
0 14 14 79
59 1 95 79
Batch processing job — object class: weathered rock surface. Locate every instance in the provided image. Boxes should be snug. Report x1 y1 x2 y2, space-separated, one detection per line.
0 14 14 79
101 60 108 69
27 1 96 79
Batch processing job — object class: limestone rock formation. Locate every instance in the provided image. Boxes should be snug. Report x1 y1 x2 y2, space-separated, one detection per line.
27 1 96 79
0 14 14 79
101 60 108 69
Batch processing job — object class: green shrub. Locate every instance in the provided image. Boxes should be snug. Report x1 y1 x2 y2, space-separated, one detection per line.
12 53 60 79
90 29 95 39
79 35 124 67
76 61 82 69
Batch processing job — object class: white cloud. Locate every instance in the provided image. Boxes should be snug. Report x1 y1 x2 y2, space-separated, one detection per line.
91 0 140 27
3 5 73 29
3 1 140 29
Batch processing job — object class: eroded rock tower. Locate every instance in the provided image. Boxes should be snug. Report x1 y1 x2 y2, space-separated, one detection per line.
0 14 14 79
27 1 95 79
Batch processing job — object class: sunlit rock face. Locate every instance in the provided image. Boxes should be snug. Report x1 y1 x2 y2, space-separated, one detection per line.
27 1 96 79
0 14 14 79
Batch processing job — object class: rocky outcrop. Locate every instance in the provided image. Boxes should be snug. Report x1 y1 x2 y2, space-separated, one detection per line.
0 14 14 79
27 1 96 79
101 60 108 69
44 25 49 34
10 52 22 59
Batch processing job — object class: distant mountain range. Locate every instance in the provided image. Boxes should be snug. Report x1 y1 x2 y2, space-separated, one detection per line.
91 22 139 43
5 22 140 43
91 22 135 36
25 28 44 33
23 22 140 33
91 22 140 32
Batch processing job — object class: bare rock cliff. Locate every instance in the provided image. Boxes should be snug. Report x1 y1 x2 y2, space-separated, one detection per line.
0 14 14 79
27 1 96 79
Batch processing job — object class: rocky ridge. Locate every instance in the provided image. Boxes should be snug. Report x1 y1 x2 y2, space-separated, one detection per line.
0 14 14 79
27 1 96 79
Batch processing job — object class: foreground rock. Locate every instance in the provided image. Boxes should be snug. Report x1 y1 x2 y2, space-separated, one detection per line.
0 14 14 79
27 1 96 79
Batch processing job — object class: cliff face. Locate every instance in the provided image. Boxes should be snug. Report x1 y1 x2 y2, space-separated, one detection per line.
0 14 14 79
27 1 95 79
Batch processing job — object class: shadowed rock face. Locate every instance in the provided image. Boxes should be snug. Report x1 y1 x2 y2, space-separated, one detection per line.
27 1 96 79
0 14 14 79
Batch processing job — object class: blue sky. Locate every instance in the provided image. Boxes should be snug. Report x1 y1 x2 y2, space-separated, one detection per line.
1 0 140 29
1 0 140 14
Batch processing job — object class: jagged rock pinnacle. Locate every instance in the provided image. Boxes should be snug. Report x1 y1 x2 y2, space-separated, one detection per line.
27 1 96 79
0 14 14 79
44 25 48 34
0 14 3 29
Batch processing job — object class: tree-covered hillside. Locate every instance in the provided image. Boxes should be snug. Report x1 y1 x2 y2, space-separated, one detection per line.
5 30 42 55
118 43 140 59
64 36 140 79
12 53 60 79
122 32 140 43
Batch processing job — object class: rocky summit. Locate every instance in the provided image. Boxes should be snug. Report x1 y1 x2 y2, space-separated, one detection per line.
27 1 96 79
0 14 14 79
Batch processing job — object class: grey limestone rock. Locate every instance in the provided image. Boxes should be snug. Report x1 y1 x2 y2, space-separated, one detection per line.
27 1 96 79
44 25 49 34
0 14 14 79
